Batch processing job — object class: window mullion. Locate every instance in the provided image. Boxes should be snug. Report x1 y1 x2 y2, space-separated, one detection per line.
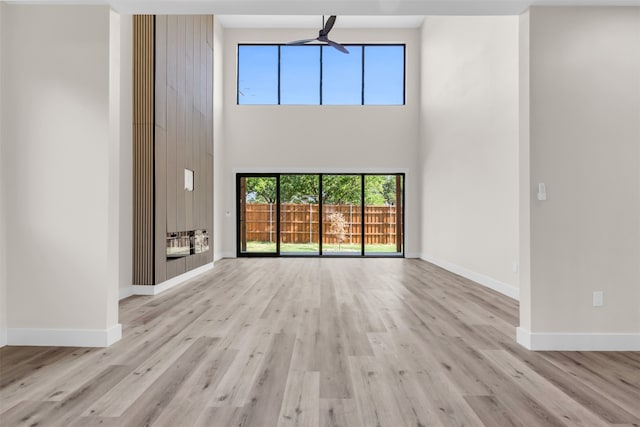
319 46 323 105
361 46 365 105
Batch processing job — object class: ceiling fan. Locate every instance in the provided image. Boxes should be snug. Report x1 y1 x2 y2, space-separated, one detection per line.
286 16 349 54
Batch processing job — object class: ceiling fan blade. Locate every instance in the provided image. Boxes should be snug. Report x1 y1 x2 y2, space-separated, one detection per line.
327 39 349 54
287 16 344 50
286 38 317 45
322 15 336 36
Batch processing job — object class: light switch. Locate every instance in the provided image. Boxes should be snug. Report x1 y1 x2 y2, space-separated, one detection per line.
593 291 604 307
537 183 547 201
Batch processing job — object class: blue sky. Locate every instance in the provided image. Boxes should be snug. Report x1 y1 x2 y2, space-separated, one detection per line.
238 44 405 105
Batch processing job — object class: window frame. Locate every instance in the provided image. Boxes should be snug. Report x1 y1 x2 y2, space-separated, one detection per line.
236 43 406 106
236 172 405 258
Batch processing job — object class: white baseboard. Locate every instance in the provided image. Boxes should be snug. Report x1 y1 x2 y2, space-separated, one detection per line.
405 252 421 259
420 254 519 301
119 285 134 300
214 252 234 261
7 324 122 347
125 262 214 297
0 328 6 348
517 327 640 351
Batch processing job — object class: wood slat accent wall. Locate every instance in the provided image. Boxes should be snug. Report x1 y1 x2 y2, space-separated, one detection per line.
133 15 155 285
155 15 214 282
133 14 214 285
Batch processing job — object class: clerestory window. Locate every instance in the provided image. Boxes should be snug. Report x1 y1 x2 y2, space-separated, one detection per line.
237 44 405 105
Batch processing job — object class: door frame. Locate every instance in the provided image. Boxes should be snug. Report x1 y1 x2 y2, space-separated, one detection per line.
236 173 280 257
236 172 405 258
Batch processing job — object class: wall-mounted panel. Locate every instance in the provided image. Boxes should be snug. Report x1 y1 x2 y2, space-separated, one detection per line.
133 14 213 285
155 14 214 283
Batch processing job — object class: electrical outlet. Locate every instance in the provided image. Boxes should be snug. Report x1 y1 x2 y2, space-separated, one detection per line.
593 291 604 307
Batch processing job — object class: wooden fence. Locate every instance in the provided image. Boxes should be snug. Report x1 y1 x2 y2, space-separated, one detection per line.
244 203 401 244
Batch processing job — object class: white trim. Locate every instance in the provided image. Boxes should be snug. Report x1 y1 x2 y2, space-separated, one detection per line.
517 327 640 351
420 254 519 301
130 262 214 296
7 324 122 347
516 326 532 349
405 252 421 259
105 324 122 346
214 252 235 261
0 328 7 348
119 285 134 300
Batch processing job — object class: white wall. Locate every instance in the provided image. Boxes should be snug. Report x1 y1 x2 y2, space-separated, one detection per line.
0 1 7 347
112 12 133 298
3 5 121 346
213 16 226 261
220 27 421 257
519 7 640 350
518 10 532 330
419 16 520 298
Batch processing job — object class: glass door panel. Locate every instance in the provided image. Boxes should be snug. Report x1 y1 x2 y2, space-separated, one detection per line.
238 175 278 255
364 175 403 255
322 175 362 255
279 175 320 255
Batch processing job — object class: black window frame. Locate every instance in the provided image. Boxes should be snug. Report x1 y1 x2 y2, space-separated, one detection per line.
236 44 406 106
236 172 405 258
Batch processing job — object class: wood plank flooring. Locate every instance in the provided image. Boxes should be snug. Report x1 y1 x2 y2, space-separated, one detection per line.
1 258 639 426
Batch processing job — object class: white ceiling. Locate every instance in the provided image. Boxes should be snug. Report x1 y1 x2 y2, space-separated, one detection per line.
7 0 640 27
216 15 426 29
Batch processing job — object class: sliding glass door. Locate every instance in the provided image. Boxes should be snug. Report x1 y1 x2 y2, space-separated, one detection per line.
322 175 362 255
238 175 279 256
364 175 403 255
237 173 404 257
280 175 320 255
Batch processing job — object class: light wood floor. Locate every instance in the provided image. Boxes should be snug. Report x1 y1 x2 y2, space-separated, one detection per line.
1 258 639 427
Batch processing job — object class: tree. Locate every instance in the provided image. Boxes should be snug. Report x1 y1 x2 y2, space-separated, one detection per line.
322 175 361 205
244 177 277 203
364 176 386 205
328 212 347 251
280 175 319 203
381 176 397 205
244 175 399 206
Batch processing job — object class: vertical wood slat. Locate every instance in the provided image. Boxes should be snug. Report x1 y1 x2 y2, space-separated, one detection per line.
206 16 214 265
154 15 168 283
175 15 186 232
165 15 178 234
192 17 201 231
184 16 194 232
133 15 155 285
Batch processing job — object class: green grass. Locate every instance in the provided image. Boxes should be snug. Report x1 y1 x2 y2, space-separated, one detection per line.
245 241 278 252
245 241 400 254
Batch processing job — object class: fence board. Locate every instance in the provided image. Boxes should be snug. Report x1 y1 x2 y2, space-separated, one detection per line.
244 204 398 245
